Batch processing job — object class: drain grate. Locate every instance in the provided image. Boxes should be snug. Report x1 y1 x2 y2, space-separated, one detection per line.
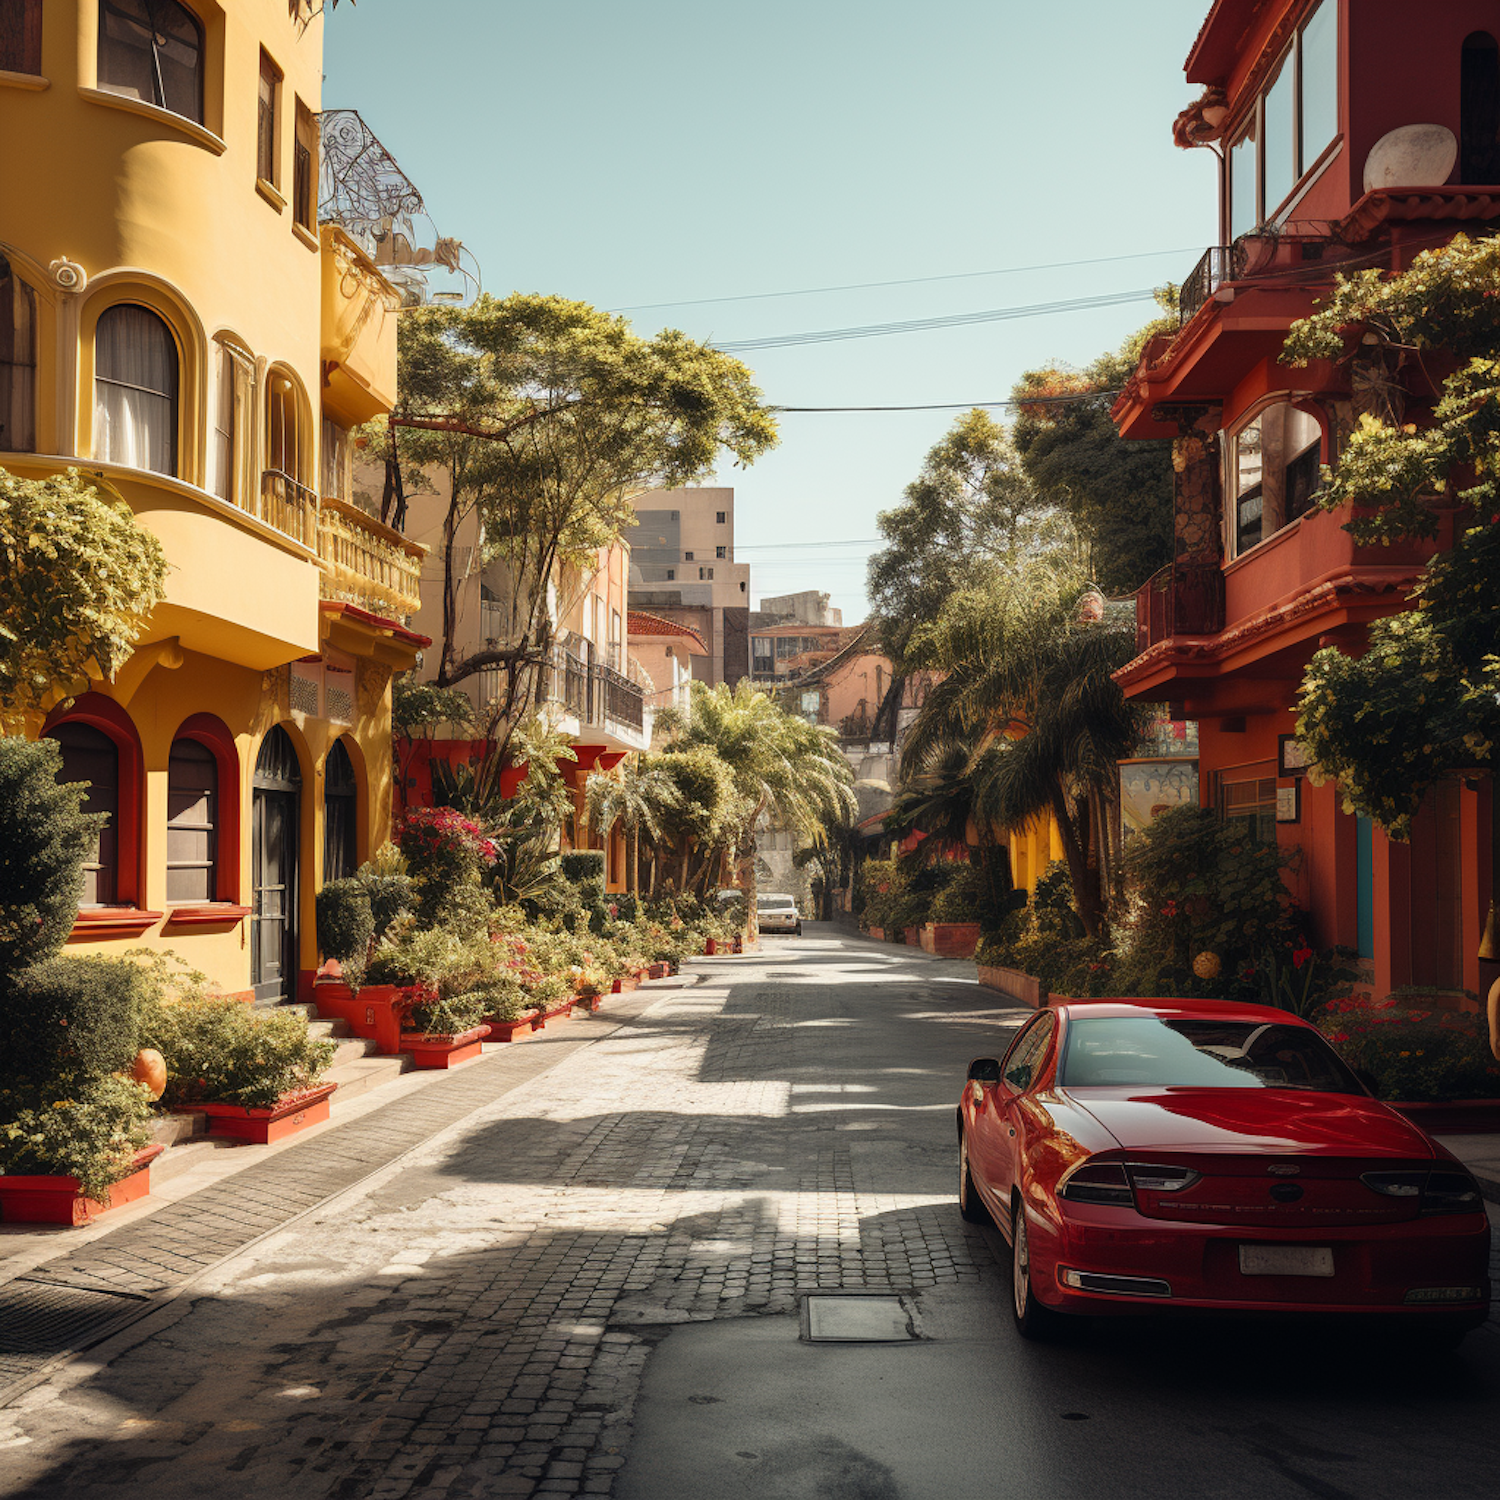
0 1278 152 1356
802 1294 915 1343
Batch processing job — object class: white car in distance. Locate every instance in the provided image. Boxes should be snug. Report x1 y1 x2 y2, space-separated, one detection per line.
757 893 802 936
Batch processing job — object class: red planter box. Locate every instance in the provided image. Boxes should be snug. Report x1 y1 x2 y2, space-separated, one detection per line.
485 1014 539 1042
401 1026 490 1070
317 984 432 1054
541 1001 575 1026
647 962 668 980
920 922 982 958
0 1144 164 1227
902 926 922 947
1390 1099 1500 1134
193 1083 338 1144
705 938 719 955
612 974 640 995
576 991 603 1013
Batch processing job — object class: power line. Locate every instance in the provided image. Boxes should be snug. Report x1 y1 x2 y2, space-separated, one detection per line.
713 287 1158 353
771 389 1121 413
609 246 1197 313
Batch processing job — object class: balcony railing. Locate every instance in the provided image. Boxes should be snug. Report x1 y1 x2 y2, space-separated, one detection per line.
1179 244 1245 327
598 661 644 731
1135 561 1226 653
317 495 426 621
541 646 646 736
257 468 320 548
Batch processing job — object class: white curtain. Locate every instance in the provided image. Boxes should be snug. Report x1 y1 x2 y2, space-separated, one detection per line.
94 303 178 476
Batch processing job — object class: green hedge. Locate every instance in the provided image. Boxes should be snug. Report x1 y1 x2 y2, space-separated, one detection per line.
0 956 148 1085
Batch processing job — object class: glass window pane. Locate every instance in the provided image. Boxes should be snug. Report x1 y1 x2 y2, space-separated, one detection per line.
1300 0 1339 170
94 304 178 475
1263 49 1296 214
98 0 157 105
51 723 118 906
1229 121 1258 237
0 261 37 453
168 738 216 902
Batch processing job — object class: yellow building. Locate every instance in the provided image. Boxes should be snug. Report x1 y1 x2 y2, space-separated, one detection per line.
1 0 424 1000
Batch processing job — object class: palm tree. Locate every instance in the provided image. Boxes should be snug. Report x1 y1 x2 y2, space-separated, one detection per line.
584 754 682 895
900 566 1144 938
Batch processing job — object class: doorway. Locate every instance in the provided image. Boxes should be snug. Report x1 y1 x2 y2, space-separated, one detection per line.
252 725 301 1003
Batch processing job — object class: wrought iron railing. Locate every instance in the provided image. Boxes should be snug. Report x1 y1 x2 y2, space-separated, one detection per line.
598 662 644 731
1135 561 1226 652
317 495 425 620
543 646 589 720
1179 244 1244 327
541 646 646 736
257 468 320 548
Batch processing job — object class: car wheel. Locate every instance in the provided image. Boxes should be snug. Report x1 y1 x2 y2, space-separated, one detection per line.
1010 1196 1061 1341
958 1131 992 1225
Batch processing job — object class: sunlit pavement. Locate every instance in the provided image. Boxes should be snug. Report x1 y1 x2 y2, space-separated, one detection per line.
1 925 1496 1499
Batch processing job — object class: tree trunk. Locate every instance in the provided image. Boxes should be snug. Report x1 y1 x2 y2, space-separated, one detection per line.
1047 779 1103 939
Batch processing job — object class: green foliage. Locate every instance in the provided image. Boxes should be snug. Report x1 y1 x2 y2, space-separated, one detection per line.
559 850 606 898
354 847 415 939
1316 995 1500 1102
392 675 475 738
364 917 500 1000
0 956 149 1084
0 467 167 732
141 996 336 1110
316 878 375 985
403 990 493 1037
0 737 108 973
0 1073 153 1200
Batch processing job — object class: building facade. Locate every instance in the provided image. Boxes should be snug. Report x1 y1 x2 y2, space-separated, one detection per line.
0 0 426 1001
1112 0 1497 1005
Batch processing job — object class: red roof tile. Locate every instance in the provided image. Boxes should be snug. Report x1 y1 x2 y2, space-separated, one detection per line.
627 610 709 655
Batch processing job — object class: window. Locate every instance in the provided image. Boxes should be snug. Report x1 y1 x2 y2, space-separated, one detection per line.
211 342 250 502
324 739 358 883
1227 402 1322 555
94 303 178 476
1219 772 1277 844
665 568 675 581
97 0 204 125
0 254 36 453
321 417 349 499
1225 0 1338 235
0 0 43 74
293 99 316 231
266 371 303 479
166 737 216 902
51 724 119 905
715 510 725 524
699 566 714 580
257 50 281 187
1461 32 1500 184
1002 1013 1054 1091
752 637 774 676
715 545 727 559
684 551 694 561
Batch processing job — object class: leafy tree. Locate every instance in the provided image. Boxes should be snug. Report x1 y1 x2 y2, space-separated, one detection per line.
585 754 683 895
901 565 1144 937
388 293 777 763
1281 234 1500 836
866 409 1062 671
0 468 167 732
1010 308 1177 597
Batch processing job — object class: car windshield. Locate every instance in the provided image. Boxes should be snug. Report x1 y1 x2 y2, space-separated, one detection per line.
1059 1017 1363 1094
757 896 793 910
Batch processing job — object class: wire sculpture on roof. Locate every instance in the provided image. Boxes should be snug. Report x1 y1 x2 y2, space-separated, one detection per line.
318 108 481 308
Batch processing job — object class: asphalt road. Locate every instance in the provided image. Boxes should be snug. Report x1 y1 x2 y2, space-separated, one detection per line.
0 925 1495 1499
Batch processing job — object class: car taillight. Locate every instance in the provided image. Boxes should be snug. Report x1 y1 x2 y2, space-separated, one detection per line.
1361 1168 1483 1215
1059 1161 1133 1206
1126 1163 1201 1193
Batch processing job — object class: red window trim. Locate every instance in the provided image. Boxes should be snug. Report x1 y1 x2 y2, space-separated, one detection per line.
171 712 242 905
44 692 145 925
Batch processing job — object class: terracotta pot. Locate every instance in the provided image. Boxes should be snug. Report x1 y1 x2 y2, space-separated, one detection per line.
191 1083 338 1144
0 1144 164 1227
130 1047 167 1100
542 1001 575 1025
485 1015 537 1043
401 1026 490 1070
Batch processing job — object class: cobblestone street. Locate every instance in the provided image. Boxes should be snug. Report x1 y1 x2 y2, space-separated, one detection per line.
0 933 1018 1498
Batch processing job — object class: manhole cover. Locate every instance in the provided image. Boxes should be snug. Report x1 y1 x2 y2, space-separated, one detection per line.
803 1295 914 1342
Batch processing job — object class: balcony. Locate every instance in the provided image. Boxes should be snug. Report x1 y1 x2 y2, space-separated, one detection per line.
541 645 650 750
1134 560 1226 654
320 224 400 425
317 495 425 621
1179 244 1245 327
257 468 320 549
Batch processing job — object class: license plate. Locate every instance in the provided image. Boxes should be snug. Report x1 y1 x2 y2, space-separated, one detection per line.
1239 1245 1335 1278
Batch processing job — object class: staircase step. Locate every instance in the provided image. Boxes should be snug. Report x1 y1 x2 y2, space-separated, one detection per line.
308 1016 353 1042
323 1052 411 1102
328 1035 380 1069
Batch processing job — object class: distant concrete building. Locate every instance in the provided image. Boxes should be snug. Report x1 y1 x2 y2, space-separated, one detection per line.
627 487 750 685
758 591 841 627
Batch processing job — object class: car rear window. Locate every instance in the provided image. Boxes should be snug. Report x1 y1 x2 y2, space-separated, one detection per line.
1059 1018 1362 1094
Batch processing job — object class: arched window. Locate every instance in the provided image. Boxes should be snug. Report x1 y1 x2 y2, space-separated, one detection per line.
0 2 43 75
97 0 204 126
49 723 119 906
0 252 36 453
266 370 305 481
167 737 217 902
1461 32 1500 185
94 303 179 476
324 739 358 882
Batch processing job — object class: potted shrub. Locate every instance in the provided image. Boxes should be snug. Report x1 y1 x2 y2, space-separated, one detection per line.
399 990 492 1069
144 992 338 1144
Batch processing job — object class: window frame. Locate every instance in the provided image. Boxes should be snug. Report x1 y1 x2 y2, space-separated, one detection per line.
0 253 37 454
96 0 206 127
93 301 181 478
256 48 282 190
166 736 218 904
1223 398 1327 559
292 97 317 232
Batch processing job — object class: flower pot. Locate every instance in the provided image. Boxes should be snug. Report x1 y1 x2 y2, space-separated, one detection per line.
344 984 429 1054
612 974 639 994
0 1144 164 1227
576 991 603 1013
542 1001 575 1026
485 1015 537 1043
903 926 922 947
401 1027 490 1070
647 962 668 980
867 927 886 943
921 922 982 959
705 938 718 955
192 1083 338 1144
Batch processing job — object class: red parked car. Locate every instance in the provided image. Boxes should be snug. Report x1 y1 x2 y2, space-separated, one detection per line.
958 998 1491 1345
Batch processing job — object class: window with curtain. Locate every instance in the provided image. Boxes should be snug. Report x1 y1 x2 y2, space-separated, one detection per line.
324 739 358 883
257 49 280 185
266 373 302 480
211 342 241 502
1461 32 1500 185
167 737 216 902
94 303 178 475
0 254 36 453
0 0 43 74
97 0 204 125
293 99 316 230
50 724 120 906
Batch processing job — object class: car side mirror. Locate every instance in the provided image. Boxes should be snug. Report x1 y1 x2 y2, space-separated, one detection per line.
967 1058 1001 1082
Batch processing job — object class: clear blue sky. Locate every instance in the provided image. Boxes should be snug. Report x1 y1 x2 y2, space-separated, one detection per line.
323 0 1218 621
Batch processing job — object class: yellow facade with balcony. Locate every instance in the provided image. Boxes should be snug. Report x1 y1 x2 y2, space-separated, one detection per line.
0 0 425 1001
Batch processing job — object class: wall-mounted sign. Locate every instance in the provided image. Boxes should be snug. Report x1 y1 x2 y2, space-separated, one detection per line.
1278 734 1312 777
1276 782 1301 823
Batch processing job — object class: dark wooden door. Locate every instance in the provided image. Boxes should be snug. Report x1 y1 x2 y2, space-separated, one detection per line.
252 727 300 1004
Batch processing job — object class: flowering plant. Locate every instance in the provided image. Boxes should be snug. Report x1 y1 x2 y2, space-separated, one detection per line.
1316 994 1500 1102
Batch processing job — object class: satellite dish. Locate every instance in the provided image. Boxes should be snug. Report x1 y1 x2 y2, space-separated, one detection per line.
1363 124 1458 193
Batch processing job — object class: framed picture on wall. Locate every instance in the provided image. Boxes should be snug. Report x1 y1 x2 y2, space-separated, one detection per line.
1276 782 1301 824
1278 734 1312 777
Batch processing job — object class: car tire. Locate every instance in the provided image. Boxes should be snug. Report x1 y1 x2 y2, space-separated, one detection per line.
958 1131 992 1225
1009 1194 1062 1341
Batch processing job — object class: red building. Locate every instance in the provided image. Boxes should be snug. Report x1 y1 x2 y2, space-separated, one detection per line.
1113 0 1498 1006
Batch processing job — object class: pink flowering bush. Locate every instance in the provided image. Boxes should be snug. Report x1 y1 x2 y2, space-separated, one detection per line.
397 807 497 921
1315 993 1500 1102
